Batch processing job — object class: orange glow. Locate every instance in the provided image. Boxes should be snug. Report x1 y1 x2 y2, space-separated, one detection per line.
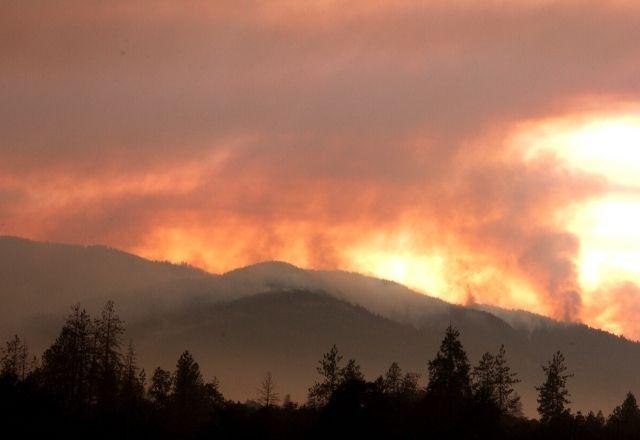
6 109 639 339
510 109 640 337
3 0 640 341
518 109 640 187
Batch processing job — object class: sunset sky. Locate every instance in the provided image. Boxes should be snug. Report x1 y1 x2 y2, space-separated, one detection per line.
1 1 639 338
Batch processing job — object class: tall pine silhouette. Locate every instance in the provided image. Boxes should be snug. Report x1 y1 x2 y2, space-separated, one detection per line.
308 344 343 407
41 304 94 409
427 325 471 400
536 351 572 423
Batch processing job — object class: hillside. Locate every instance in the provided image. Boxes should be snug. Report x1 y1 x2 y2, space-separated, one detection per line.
0 236 216 344
1 236 639 415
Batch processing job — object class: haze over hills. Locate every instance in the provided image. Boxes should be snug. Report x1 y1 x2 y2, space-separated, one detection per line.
1 235 638 416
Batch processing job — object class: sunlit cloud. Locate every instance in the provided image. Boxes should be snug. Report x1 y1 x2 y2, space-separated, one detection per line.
511 109 640 336
1 0 640 339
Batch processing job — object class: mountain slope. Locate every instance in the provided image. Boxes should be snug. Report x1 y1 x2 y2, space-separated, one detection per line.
1 236 639 416
0 236 217 342
128 289 640 417
211 261 453 326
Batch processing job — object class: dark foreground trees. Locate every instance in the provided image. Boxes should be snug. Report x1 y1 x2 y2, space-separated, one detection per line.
2 301 640 439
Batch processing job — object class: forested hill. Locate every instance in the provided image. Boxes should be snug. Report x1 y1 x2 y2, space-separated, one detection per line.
1 236 639 415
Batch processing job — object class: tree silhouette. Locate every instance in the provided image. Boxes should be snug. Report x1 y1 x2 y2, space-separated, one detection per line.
0 335 31 380
8 298 640 439
171 351 208 432
399 372 421 400
382 362 403 395
41 304 94 408
341 358 364 383
536 351 573 423
120 340 145 408
92 300 124 408
427 325 471 400
172 350 205 407
282 393 298 410
472 345 521 416
308 344 343 407
257 372 279 407
149 366 172 408
494 345 521 416
608 392 640 437
472 351 496 403
380 362 421 401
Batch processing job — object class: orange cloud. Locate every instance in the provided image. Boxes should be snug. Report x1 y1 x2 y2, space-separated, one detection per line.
1 1 640 337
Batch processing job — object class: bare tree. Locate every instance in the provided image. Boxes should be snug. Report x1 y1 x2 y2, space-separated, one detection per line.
257 372 280 408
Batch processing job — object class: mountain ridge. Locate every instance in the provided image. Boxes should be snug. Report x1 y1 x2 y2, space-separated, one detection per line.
1 235 639 415
0 236 577 333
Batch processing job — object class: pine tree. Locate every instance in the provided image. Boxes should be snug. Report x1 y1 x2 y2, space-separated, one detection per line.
172 350 205 408
427 326 471 400
0 335 31 380
536 351 572 423
92 300 124 408
341 359 364 383
170 350 220 432
493 345 521 416
400 372 421 400
584 410 606 434
383 362 403 395
608 392 640 435
149 367 173 408
202 376 224 408
41 304 94 408
120 340 145 407
257 372 279 407
472 352 496 403
308 344 343 407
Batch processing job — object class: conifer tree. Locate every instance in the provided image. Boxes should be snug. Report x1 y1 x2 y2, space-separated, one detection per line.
472 352 496 402
41 304 94 407
149 366 173 408
170 350 220 432
172 350 206 408
308 344 343 407
341 359 364 383
536 351 572 423
92 300 124 408
608 392 640 435
427 326 471 400
383 362 403 395
400 372 421 399
120 340 145 407
583 410 606 434
493 345 521 416
0 335 30 380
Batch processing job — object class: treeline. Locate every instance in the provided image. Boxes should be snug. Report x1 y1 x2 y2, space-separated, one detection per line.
1 302 640 439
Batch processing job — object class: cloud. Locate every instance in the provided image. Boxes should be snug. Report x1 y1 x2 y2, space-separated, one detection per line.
585 282 640 341
1 1 639 327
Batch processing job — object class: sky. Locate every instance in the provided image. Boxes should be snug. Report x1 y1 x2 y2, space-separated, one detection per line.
1 1 640 338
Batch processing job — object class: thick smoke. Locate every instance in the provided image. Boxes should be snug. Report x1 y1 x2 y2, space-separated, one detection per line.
1 1 639 327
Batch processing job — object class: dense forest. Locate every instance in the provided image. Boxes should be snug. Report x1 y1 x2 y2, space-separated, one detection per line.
2 301 640 439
